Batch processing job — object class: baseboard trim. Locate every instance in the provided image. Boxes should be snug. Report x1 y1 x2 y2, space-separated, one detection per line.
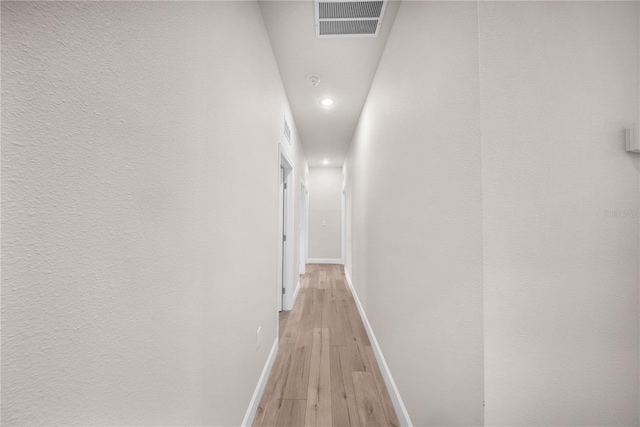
344 269 413 427
291 280 301 308
307 258 344 265
241 338 278 427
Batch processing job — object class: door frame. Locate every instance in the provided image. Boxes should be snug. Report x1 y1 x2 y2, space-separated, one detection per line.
341 175 346 264
299 180 309 276
277 144 295 312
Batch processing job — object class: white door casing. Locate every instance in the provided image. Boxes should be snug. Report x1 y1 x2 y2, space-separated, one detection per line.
277 144 295 312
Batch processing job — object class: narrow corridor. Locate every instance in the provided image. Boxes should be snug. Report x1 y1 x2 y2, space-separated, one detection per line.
253 264 399 427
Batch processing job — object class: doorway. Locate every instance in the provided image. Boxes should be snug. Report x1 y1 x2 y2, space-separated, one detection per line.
299 181 309 276
277 145 294 312
341 177 346 264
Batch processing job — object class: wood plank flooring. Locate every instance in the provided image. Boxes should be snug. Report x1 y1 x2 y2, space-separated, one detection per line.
253 264 400 427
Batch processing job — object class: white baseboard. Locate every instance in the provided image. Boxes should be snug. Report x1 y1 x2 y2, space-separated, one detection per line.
307 258 344 265
291 280 301 309
344 269 413 427
241 338 278 427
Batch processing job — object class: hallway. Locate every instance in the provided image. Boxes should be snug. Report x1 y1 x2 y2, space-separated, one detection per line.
254 264 399 427
3 1 640 425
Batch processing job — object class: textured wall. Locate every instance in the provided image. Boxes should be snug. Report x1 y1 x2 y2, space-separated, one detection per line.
345 1 640 426
344 2 484 425
480 2 639 425
308 167 342 260
1 2 306 425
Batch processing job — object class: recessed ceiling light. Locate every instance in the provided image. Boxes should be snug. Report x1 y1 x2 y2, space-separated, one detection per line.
322 159 330 165
320 98 334 107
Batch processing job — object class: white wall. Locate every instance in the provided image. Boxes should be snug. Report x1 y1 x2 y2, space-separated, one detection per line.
345 1 640 426
308 167 342 260
1 2 307 425
344 2 484 425
480 2 639 425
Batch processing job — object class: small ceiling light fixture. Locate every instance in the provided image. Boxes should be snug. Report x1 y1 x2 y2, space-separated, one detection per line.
320 97 334 107
322 159 330 165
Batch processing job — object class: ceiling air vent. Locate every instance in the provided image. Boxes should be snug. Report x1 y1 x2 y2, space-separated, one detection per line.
315 0 387 38
284 118 292 145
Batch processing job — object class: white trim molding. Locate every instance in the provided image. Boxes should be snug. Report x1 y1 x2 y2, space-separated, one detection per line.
341 183 346 266
277 144 295 312
307 258 344 265
241 338 278 427
344 269 413 427
291 280 301 308
299 179 309 276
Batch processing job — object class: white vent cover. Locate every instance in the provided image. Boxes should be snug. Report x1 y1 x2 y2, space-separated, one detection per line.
315 0 387 38
284 118 292 145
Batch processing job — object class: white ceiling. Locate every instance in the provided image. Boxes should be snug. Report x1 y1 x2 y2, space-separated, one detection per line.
259 0 400 167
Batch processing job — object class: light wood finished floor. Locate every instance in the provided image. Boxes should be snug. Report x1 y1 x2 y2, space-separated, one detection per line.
254 264 400 427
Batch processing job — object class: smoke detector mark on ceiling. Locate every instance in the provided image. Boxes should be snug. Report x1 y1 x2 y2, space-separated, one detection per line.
315 0 387 38
307 74 321 86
